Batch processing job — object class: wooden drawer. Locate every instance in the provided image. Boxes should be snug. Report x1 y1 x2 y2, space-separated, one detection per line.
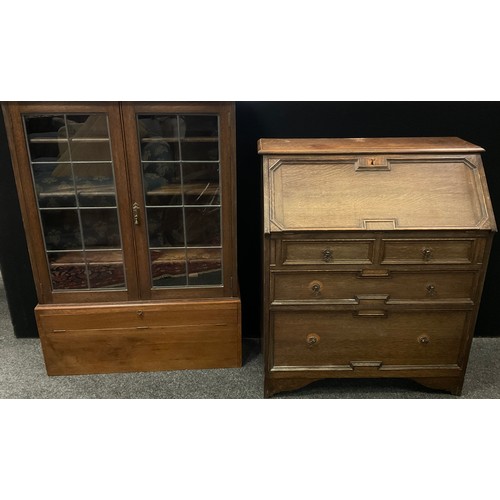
272 310 468 369
381 238 476 264
271 270 477 303
35 299 241 375
281 239 375 266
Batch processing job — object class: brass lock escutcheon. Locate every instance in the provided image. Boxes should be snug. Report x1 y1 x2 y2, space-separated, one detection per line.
426 284 437 297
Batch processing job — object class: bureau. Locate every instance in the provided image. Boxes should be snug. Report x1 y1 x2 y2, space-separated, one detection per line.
259 137 496 397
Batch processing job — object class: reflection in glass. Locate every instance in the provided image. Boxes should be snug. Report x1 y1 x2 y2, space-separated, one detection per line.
48 251 87 290
147 207 184 247
182 163 220 205
74 163 116 207
151 249 187 287
33 164 77 208
87 251 125 289
185 207 221 246
187 248 222 286
81 209 121 249
41 210 82 250
182 115 218 138
143 162 181 206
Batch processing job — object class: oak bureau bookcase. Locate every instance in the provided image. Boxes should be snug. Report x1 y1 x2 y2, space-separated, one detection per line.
2 102 241 375
259 137 496 397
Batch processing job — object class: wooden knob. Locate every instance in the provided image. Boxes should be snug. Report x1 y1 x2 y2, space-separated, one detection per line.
309 280 322 296
306 333 320 347
418 335 430 345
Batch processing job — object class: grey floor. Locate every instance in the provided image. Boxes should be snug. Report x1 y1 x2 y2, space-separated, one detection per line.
1 272 499 399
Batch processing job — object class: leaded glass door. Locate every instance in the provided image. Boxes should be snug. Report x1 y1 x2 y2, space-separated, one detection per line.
122 102 236 300
5 103 139 303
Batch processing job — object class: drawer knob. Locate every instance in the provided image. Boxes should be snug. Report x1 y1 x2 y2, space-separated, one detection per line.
426 284 437 297
322 249 333 262
137 310 144 318
310 280 322 296
422 248 433 261
418 335 430 345
306 333 320 347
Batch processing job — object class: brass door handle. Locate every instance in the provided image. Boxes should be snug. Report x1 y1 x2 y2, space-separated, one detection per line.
132 202 140 226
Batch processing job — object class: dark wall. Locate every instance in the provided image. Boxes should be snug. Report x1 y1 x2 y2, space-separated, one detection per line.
1 102 499 338
0 107 38 337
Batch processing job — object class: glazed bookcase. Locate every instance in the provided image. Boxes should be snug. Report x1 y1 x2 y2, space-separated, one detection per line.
2 102 241 375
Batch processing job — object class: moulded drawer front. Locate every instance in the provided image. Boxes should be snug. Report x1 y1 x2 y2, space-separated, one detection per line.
37 301 238 332
271 270 477 302
281 239 375 266
272 310 468 368
381 239 476 264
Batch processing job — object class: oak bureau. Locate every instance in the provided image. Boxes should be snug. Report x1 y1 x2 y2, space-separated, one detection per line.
259 137 496 397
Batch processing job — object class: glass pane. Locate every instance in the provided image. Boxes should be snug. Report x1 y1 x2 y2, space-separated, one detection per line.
187 248 222 286
80 209 121 249
138 115 180 161
151 249 187 287
182 163 220 205
147 207 184 247
41 210 82 250
33 164 76 208
66 114 109 138
87 251 125 289
143 162 182 206
69 140 111 162
74 163 117 207
181 114 218 161
185 207 221 246
182 115 218 138
25 115 68 163
181 141 219 161
48 251 87 290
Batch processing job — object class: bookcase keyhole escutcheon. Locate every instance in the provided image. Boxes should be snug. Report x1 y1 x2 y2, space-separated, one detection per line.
260 138 496 397
2 102 241 375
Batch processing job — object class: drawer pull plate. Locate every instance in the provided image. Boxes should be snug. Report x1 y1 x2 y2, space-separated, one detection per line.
353 310 388 318
350 361 383 369
322 248 333 262
422 247 433 261
358 269 391 278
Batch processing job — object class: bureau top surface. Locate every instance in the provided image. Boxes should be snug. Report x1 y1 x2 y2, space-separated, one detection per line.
258 137 484 155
